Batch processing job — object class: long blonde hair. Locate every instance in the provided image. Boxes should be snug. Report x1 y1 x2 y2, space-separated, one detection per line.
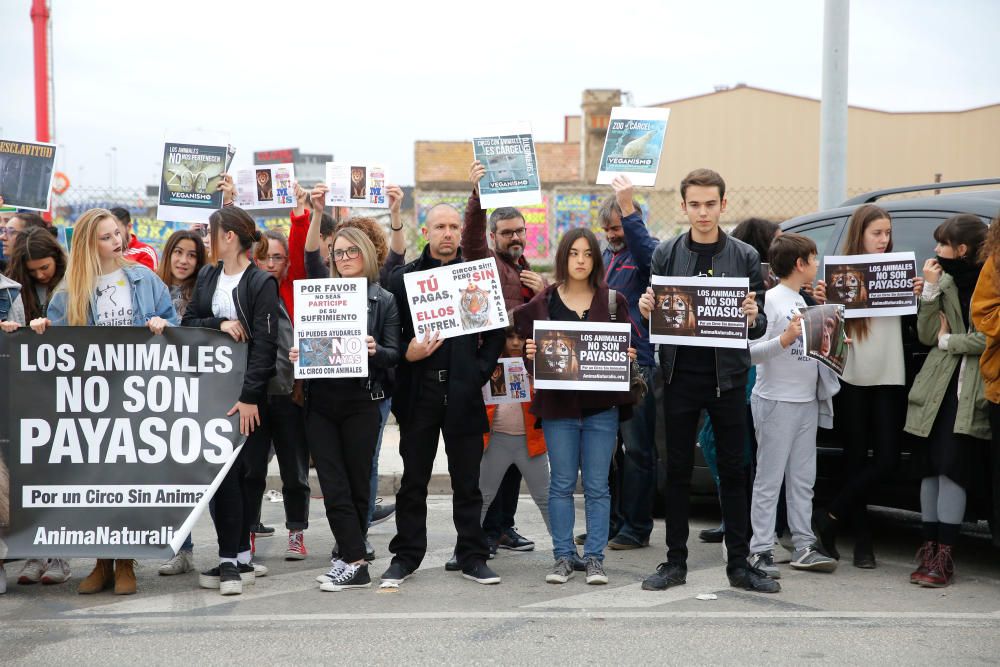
329 226 380 282
64 208 133 326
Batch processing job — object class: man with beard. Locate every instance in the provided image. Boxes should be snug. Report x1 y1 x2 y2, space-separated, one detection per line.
595 175 661 551
459 161 546 560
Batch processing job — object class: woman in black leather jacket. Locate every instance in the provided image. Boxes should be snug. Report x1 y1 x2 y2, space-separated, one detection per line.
292 190 401 591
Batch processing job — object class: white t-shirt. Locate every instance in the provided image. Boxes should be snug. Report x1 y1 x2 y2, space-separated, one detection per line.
841 315 905 386
750 283 818 402
211 266 247 320
94 269 134 326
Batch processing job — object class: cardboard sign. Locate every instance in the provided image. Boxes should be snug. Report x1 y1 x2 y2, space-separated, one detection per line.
0 138 57 211
293 278 369 379
596 107 670 186
649 276 749 348
325 162 388 208
532 321 631 392
799 303 848 375
236 163 296 209
158 140 229 223
482 357 531 405
824 251 918 317
472 122 542 208
403 257 508 340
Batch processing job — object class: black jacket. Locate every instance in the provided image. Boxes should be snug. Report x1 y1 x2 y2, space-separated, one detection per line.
183 262 279 405
387 246 506 434
648 230 768 392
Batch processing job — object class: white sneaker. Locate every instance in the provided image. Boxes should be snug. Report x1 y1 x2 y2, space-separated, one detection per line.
158 550 195 576
316 559 347 584
251 561 268 577
17 559 46 585
41 558 71 584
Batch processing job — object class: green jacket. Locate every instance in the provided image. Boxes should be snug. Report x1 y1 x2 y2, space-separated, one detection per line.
904 274 990 440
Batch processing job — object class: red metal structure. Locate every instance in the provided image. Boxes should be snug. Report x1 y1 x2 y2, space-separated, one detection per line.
31 0 51 144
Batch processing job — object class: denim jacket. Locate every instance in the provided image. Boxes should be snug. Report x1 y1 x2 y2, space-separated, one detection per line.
0 275 23 323
48 264 179 326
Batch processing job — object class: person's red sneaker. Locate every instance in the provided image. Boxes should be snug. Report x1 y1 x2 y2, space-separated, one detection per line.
285 530 308 560
919 545 955 588
910 541 936 585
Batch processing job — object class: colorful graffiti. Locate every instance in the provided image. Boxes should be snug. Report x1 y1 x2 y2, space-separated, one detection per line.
415 193 549 260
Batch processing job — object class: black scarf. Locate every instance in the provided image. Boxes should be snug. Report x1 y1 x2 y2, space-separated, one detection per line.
937 256 982 327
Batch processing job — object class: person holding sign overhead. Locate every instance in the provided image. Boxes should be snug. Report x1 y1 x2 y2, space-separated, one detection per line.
382 201 506 587
637 168 775 594
287 185 401 592
813 204 924 570
513 227 635 586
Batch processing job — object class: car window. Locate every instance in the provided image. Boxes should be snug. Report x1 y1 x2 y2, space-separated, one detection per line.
792 223 838 259
888 214 954 265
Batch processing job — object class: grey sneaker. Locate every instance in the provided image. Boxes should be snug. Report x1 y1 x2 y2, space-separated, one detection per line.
748 551 780 579
545 558 575 584
158 550 195 576
41 558 71 584
790 545 838 573
17 559 46 584
585 557 608 585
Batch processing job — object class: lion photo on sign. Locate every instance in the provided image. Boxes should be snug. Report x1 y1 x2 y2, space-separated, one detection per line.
536 331 581 381
489 364 507 397
828 266 868 307
654 287 697 332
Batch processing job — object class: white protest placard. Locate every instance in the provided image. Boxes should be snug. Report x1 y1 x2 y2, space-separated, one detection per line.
157 130 231 223
649 276 749 348
236 163 296 209
402 257 508 340
596 107 670 186
823 251 918 318
0 138 57 211
293 278 368 379
482 357 531 405
325 162 388 208
799 304 849 376
472 122 542 209
532 321 631 392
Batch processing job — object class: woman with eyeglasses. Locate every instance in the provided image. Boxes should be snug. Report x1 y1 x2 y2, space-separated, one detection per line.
286 185 401 591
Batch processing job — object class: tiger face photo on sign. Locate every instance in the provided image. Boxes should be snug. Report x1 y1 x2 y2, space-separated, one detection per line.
536 330 581 381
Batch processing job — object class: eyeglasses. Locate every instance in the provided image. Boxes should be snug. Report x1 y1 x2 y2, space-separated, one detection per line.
265 254 287 264
1 227 20 237
496 227 527 239
333 246 361 261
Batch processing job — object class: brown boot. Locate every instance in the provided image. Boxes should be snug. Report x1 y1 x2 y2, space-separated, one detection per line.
114 559 137 595
78 559 114 594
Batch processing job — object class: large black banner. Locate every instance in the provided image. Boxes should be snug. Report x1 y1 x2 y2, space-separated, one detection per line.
0 327 247 559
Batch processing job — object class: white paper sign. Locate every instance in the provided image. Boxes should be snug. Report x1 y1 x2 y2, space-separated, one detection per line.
472 122 542 209
596 107 670 186
236 163 296 209
649 276 749 348
325 162 388 208
293 278 368 379
482 357 532 405
532 321 631 392
823 251 918 318
402 257 508 340
157 130 231 223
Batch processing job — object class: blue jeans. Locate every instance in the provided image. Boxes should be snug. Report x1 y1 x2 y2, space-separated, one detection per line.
543 407 619 561
368 398 392 526
615 364 657 544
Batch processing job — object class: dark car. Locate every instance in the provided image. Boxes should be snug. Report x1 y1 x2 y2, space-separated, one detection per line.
673 178 1000 543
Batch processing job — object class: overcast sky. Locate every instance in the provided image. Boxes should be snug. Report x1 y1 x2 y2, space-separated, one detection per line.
1 0 998 191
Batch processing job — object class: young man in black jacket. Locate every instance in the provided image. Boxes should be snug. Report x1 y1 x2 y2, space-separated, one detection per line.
638 168 779 594
382 203 506 586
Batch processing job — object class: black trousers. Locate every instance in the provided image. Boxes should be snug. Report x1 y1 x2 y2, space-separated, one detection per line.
663 371 750 569
389 376 489 571
213 401 271 559
988 402 1000 549
830 382 905 543
482 465 520 538
267 394 310 529
306 398 380 564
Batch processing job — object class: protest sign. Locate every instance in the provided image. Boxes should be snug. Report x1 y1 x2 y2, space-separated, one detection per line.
0 138 57 211
472 122 542 209
402 257 508 340
532 321 631 391
482 357 531 405
799 304 848 375
236 163 296 209
824 251 918 317
325 162 388 208
157 140 229 223
293 278 368 379
0 326 248 559
596 107 670 186
649 276 749 348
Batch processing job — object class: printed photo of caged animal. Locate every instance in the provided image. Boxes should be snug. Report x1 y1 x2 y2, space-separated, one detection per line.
655 288 698 331
828 266 868 306
537 331 581 380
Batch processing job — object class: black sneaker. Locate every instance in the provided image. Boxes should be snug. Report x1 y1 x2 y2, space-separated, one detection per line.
487 535 498 560
251 522 275 537
199 563 255 588
462 561 501 585
380 561 413 585
498 528 534 552
573 533 587 546
699 526 725 543
729 565 781 593
812 510 840 561
320 563 371 591
445 551 460 572
218 562 242 596
641 562 687 591
370 501 395 527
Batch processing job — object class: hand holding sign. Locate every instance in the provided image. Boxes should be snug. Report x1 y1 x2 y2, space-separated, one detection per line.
147 317 169 336
611 175 636 217
470 160 486 194
742 291 758 325
310 183 329 210
217 173 236 206
780 313 803 349
525 338 536 360
406 331 443 362
639 287 655 320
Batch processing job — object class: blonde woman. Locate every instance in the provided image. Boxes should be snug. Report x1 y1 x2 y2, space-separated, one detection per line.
30 208 178 595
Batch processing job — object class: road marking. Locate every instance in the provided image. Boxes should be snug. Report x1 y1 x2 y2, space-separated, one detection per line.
523 568 724 608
